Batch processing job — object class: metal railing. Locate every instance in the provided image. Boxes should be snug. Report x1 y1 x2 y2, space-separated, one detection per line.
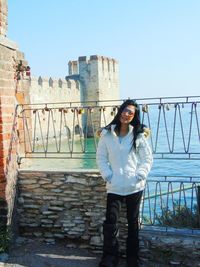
140 175 200 232
15 96 200 231
16 96 200 162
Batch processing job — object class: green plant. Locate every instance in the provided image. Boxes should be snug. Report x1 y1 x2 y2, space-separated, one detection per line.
142 215 152 224
0 225 10 253
156 202 199 228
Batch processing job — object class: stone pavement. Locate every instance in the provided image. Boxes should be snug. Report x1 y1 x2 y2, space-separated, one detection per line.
0 238 129 267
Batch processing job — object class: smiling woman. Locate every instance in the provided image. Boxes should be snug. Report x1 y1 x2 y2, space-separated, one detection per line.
120 105 136 127
96 99 153 267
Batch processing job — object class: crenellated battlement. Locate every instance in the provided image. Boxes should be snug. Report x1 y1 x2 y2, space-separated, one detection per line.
90 55 118 64
30 76 80 90
68 60 78 75
24 54 119 106
72 55 120 103
76 55 118 75
29 76 80 104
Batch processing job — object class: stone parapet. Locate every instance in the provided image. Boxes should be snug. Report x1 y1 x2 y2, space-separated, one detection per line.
17 170 200 266
30 76 80 91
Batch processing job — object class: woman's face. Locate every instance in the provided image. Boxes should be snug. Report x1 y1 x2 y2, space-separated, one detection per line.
120 105 136 124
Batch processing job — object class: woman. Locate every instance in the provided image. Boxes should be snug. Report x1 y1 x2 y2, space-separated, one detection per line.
96 99 153 267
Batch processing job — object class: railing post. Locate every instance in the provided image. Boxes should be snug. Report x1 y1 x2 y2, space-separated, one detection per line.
197 186 200 227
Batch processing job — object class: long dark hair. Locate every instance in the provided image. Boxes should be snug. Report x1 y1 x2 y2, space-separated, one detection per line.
105 99 145 149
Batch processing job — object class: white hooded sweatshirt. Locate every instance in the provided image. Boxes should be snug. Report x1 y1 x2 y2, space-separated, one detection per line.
96 124 153 196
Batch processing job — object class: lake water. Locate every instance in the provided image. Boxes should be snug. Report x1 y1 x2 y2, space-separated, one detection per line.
21 138 200 179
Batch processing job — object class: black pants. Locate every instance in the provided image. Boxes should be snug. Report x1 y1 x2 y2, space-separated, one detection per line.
105 191 143 259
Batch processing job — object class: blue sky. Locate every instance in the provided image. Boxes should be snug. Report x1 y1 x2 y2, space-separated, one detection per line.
7 0 200 99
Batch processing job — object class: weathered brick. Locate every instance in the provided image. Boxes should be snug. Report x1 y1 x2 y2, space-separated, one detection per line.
0 61 14 72
0 182 6 191
0 115 14 123
0 69 14 79
0 138 9 150
0 123 13 133
0 106 15 116
0 156 7 166
0 96 15 105
0 190 6 198
0 51 12 61
0 36 29 230
0 79 15 88
0 88 15 96
0 132 11 141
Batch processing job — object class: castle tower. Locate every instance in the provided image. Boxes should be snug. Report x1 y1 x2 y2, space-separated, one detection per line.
78 55 120 103
79 55 120 135
67 55 120 103
66 55 120 136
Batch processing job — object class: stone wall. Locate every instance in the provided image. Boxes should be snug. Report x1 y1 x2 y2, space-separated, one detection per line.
27 76 82 143
17 170 200 266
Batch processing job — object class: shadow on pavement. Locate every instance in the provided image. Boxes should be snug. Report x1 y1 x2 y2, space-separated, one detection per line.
5 239 100 267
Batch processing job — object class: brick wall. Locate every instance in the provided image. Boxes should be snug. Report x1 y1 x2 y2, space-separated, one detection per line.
0 0 7 36
0 41 16 228
0 1 30 229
